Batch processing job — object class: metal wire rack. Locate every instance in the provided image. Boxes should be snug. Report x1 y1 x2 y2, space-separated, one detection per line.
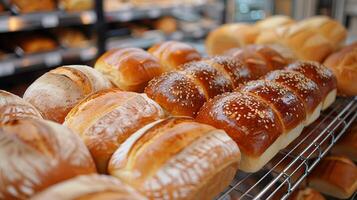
216 97 357 200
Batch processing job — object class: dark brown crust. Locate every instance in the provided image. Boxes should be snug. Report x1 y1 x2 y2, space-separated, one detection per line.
196 92 283 156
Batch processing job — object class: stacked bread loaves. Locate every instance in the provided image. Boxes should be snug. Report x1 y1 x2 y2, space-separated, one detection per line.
196 61 336 172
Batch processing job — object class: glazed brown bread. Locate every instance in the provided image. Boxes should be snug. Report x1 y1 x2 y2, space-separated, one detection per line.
255 15 295 30
0 90 42 124
285 61 337 110
59 0 93 11
64 89 165 173
23 65 112 123
323 42 357 96
264 70 322 125
0 118 96 199
196 92 283 172
145 56 249 117
148 41 201 70
148 41 201 72
225 45 289 79
95 48 164 92
108 117 241 200
205 23 260 55
308 156 357 199
11 0 56 13
332 121 357 161
297 16 347 49
30 175 147 200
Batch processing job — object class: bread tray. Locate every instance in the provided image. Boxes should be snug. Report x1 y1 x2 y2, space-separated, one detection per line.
216 97 357 200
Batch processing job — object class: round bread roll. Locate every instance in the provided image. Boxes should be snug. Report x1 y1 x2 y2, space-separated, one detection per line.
205 23 260 55
225 45 289 79
255 15 295 30
59 0 93 11
0 118 96 199
285 61 337 110
0 90 42 124
95 48 164 92
23 65 112 123
108 117 240 200
265 70 322 125
297 16 347 49
239 80 306 149
323 42 357 96
155 17 177 34
148 41 201 71
64 89 165 173
196 92 283 172
30 175 147 200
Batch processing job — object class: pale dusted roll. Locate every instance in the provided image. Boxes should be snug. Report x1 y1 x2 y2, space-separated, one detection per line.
332 122 357 161
297 16 347 49
255 15 295 30
285 61 337 110
64 89 165 173
0 90 42 124
225 45 289 79
108 117 240 200
308 156 357 199
196 92 283 172
145 56 250 117
239 80 306 149
264 70 322 126
205 23 260 55
148 41 201 71
30 175 147 200
23 65 112 123
95 48 164 92
0 118 96 200
323 42 357 96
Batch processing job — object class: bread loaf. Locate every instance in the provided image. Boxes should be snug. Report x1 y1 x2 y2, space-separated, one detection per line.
64 89 165 173
0 118 96 199
59 0 93 11
108 117 241 200
17 35 57 54
297 16 347 49
30 175 147 200
332 122 357 161
148 41 201 70
255 15 295 30
11 0 55 13
95 48 164 92
205 23 260 55
23 65 112 123
0 90 42 124
196 92 283 172
225 45 289 79
323 42 357 96
264 70 322 125
145 56 249 117
308 156 357 199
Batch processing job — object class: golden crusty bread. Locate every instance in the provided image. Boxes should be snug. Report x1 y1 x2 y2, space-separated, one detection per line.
255 15 295 30
64 89 166 173
59 0 93 11
23 65 112 123
30 175 147 200
0 90 42 124
11 0 56 13
108 117 241 200
205 23 260 55
0 118 96 199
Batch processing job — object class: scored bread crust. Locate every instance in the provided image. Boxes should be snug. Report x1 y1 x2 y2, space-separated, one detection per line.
64 89 165 173
108 117 240 200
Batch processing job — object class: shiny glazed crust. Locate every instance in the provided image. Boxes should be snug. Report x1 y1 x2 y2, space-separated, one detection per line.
95 48 164 92
0 90 42 124
29 175 147 200
23 65 112 123
148 41 201 71
108 117 240 200
0 118 96 199
64 89 166 173
308 156 357 199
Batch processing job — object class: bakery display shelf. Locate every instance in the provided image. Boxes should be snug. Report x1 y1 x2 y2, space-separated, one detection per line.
216 97 357 200
105 4 205 22
0 10 97 33
0 45 97 77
